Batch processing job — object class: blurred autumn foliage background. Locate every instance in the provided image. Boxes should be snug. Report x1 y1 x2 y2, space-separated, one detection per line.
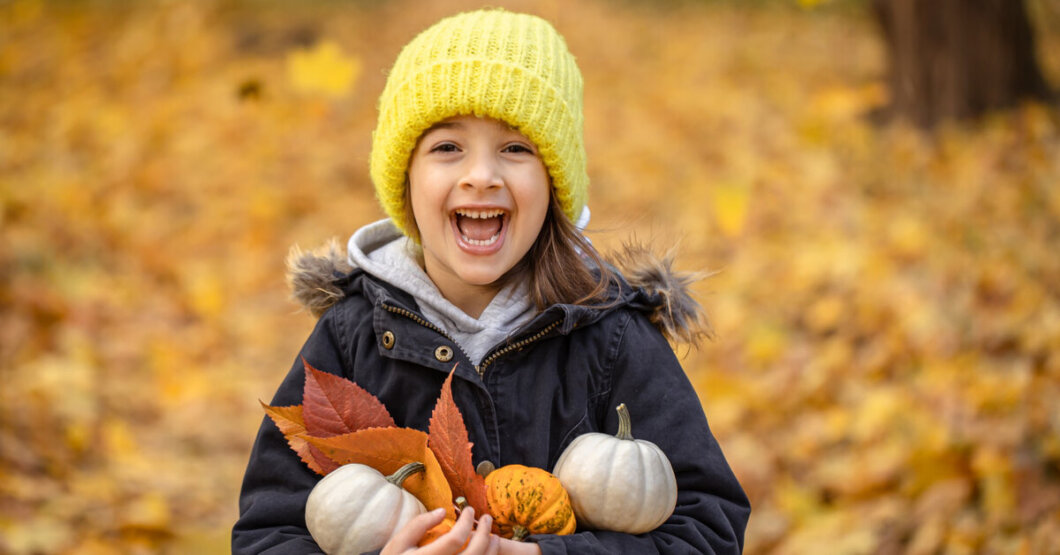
2 0 1059 552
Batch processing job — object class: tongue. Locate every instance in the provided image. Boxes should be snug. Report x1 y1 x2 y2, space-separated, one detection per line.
457 215 502 241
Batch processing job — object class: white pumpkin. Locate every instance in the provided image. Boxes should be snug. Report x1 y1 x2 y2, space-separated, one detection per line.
305 461 427 555
552 403 678 534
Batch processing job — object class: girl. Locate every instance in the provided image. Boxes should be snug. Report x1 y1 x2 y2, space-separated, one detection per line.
234 9 749 554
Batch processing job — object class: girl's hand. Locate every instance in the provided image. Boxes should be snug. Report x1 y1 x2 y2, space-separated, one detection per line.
381 506 498 555
495 537 542 555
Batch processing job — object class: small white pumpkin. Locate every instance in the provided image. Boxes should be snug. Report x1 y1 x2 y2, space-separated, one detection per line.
552 403 677 534
305 461 427 555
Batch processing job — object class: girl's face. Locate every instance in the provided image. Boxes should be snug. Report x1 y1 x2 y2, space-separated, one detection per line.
408 115 550 312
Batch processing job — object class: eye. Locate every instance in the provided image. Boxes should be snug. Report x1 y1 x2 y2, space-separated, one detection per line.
429 142 459 153
502 143 535 154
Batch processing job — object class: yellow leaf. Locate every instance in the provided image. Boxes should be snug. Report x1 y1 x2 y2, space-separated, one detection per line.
850 387 902 441
808 83 888 120
120 491 172 532
103 418 140 463
745 323 787 365
775 476 822 523
888 213 928 258
805 294 845 334
711 181 750 237
183 265 225 318
287 41 361 98
0 515 73 554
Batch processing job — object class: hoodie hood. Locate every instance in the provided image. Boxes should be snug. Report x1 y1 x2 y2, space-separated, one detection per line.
343 219 539 365
286 227 711 346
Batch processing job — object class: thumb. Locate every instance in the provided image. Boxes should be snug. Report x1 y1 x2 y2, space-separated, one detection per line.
381 508 447 554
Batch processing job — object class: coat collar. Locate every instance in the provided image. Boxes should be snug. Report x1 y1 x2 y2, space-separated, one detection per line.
285 237 711 345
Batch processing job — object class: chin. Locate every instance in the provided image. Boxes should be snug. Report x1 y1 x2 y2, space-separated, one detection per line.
458 269 508 288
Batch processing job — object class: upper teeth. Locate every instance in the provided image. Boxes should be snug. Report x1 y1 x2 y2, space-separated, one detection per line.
455 209 504 219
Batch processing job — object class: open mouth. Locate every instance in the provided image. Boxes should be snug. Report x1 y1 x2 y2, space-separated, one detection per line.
453 208 507 247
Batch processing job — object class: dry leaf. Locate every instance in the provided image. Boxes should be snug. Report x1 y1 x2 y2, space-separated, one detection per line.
428 367 489 518
301 359 395 437
286 40 361 98
7 2 1060 552
303 428 455 519
260 401 338 475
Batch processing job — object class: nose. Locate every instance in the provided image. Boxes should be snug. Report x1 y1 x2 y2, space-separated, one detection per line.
459 150 502 191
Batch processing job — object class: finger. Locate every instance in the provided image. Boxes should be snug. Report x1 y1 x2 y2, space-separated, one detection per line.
461 513 494 554
493 536 534 555
450 505 475 536
418 506 474 554
486 534 500 555
383 508 447 553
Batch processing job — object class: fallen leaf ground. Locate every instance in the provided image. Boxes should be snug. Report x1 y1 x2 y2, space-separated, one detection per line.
2 0 1059 553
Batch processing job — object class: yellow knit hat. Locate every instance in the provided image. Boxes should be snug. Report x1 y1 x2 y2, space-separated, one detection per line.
370 9 587 237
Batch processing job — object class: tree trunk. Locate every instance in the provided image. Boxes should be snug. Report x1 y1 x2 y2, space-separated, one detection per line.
872 0 1053 128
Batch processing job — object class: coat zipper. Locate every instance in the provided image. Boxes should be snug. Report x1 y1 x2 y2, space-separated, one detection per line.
381 303 561 379
476 320 562 378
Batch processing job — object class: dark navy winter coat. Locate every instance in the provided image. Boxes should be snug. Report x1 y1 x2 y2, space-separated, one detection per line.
233 247 750 553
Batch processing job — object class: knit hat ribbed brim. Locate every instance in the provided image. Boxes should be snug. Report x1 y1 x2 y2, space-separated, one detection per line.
370 9 587 237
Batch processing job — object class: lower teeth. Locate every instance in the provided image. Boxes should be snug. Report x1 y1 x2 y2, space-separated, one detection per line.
463 234 499 246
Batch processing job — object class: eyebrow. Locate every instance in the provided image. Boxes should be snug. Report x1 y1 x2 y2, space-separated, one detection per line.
423 119 524 134
423 121 462 133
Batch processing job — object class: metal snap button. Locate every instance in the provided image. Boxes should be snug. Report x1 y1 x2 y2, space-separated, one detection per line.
434 345 453 362
476 460 496 478
382 331 395 350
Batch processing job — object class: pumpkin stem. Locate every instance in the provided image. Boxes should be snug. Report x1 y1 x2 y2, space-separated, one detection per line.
615 403 634 440
512 525 529 541
387 461 425 488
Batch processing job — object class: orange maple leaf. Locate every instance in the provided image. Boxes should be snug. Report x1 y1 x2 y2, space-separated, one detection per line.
303 427 455 519
260 401 338 475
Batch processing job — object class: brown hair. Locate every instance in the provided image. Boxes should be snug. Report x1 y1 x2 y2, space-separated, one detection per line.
517 194 616 310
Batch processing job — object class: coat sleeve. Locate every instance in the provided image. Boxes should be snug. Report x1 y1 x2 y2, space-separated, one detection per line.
531 312 750 554
232 311 349 554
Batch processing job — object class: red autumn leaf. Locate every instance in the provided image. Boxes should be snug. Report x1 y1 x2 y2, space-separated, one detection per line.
260 401 338 475
302 427 455 519
301 358 395 437
428 367 489 517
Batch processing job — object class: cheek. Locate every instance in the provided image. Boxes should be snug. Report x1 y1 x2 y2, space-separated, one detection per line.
514 183 551 247
530 192 550 229
528 170 552 223
407 170 441 225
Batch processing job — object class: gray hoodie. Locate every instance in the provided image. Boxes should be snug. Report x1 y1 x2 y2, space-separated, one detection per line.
345 219 537 365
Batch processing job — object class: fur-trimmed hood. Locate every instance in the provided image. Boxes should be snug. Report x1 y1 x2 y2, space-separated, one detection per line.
286 238 711 345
